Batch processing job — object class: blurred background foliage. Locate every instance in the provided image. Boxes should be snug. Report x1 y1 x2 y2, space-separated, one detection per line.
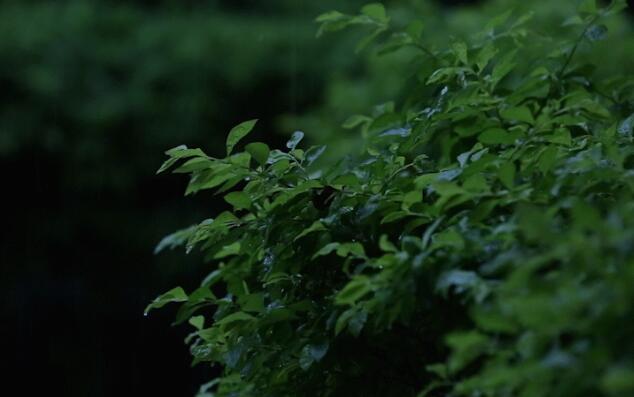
1 0 632 395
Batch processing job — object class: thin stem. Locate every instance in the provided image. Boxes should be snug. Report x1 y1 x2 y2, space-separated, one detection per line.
558 15 600 79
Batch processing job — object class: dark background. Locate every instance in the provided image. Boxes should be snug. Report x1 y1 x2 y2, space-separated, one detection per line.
2 0 632 396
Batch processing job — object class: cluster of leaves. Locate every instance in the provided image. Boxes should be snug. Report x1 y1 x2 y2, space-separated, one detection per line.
149 1 634 396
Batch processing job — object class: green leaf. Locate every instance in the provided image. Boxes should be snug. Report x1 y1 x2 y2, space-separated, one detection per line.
355 26 387 53
224 191 251 210
305 145 327 166
485 10 512 32
452 42 468 65
381 211 411 224
299 341 329 370
478 128 517 145
173 157 213 174
294 221 326 241
144 287 188 316
158 146 208 173
287 131 305 150
585 24 608 42
336 276 372 305
406 20 424 39
245 142 270 165
600 367 634 394
154 226 196 254
491 50 517 86
343 115 372 129
312 242 340 260
605 0 628 16
578 0 598 16
498 161 516 189
538 145 559 173
214 242 241 259
500 106 534 124
215 311 255 327
165 145 207 159
401 190 422 210
157 157 179 174
476 43 498 71
315 10 345 23
361 3 388 23
312 242 367 260
379 234 398 253
189 315 205 330
547 128 572 146
446 331 490 373
332 173 360 186
335 308 367 336
618 114 634 136
226 119 258 155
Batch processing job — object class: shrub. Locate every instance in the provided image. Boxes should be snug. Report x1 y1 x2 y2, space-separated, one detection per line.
150 1 634 396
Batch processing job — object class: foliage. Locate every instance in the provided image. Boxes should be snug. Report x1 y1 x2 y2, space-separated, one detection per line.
288 0 634 161
152 1 634 396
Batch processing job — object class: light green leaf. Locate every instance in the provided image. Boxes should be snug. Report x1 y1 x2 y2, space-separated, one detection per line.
500 106 534 124
215 311 255 327
157 157 179 174
224 191 251 210
361 3 388 23
214 242 241 259
226 119 258 155
173 157 213 174
245 142 270 165
312 242 340 260
478 128 517 145
144 287 188 315
446 331 490 373
336 276 372 305
315 10 345 23
476 43 498 71
379 234 398 252
189 315 205 330
452 42 468 65
166 145 207 159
